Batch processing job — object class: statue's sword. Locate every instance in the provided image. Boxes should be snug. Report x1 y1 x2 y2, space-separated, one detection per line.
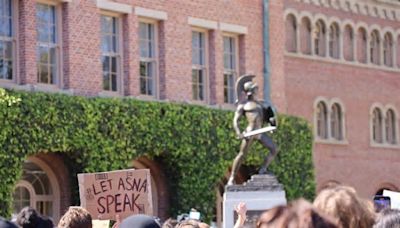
243 126 276 138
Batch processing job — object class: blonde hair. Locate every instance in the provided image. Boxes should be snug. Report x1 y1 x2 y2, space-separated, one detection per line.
58 206 92 228
313 185 376 228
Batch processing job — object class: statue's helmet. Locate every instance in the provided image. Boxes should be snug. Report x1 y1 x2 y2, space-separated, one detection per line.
243 81 258 95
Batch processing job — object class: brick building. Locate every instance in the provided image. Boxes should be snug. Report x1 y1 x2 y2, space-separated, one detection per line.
282 0 400 199
2 0 271 223
3 0 399 225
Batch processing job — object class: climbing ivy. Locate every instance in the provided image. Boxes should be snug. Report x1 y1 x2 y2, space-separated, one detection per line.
0 90 314 221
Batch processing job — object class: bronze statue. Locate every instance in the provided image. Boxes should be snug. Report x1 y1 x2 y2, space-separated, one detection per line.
228 75 278 186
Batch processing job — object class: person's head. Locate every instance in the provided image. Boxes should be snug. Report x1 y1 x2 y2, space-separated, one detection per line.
257 199 338 228
175 219 200 228
16 207 52 228
374 208 400 228
58 206 92 228
120 214 160 228
313 185 376 228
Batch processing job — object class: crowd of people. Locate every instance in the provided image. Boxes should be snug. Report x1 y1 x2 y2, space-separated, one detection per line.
1 184 400 228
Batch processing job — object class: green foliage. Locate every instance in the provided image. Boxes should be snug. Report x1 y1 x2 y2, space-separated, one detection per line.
0 90 314 221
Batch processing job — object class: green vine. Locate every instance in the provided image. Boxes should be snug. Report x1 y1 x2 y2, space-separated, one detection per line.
0 90 314 221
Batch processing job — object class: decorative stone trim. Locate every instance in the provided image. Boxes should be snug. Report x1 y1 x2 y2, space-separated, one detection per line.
188 17 218 30
292 0 400 22
134 7 168 20
219 22 248 34
96 0 132 14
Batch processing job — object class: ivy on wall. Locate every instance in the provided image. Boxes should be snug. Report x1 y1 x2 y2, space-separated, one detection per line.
0 90 314 221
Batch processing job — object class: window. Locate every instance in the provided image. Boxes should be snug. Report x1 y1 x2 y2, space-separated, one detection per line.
192 31 207 101
314 20 326 56
223 36 236 104
0 0 12 80
316 100 345 142
385 109 397 144
317 101 328 139
372 108 383 143
330 103 343 140
37 3 58 84
300 17 311 55
13 161 54 219
139 22 157 96
383 33 393 67
343 25 354 61
101 15 120 92
329 23 340 59
370 30 380 65
357 28 367 63
285 14 297 53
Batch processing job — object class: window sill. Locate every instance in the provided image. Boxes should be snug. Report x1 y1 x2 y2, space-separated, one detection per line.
370 142 400 149
315 138 349 145
33 84 74 95
134 94 158 101
0 80 33 91
98 90 122 98
215 103 236 111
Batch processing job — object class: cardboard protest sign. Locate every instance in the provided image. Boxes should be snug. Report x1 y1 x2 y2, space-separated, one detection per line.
78 169 153 220
92 220 110 228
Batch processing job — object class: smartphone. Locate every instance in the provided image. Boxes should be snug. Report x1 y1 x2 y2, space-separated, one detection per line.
189 211 201 220
374 195 391 212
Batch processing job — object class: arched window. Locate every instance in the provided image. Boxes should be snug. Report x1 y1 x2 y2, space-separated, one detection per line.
300 17 312 55
13 160 57 220
343 25 354 61
383 33 393 67
314 20 326 56
385 109 397 144
285 14 297 53
370 30 381 65
317 102 328 139
373 108 383 143
331 103 343 140
357 28 367 63
329 23 340 59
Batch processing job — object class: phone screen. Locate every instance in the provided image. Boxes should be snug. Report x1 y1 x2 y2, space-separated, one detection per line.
374 195 391 212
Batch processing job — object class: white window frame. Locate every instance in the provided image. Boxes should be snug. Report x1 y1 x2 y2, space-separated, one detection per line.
100 11 123 94
222 33 239 104
191 28 209 103
139 19 158 99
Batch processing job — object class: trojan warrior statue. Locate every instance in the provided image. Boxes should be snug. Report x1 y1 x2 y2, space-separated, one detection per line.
228 74 278 186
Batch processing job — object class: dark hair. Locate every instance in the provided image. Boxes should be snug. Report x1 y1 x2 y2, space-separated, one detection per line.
374 208 400 228
16 207 53 228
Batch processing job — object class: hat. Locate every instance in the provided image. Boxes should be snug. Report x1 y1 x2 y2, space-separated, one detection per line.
120 215 160 228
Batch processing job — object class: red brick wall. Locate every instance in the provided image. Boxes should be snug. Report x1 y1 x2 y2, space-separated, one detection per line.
15 0 264 101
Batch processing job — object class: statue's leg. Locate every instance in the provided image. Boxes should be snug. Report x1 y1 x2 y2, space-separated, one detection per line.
258 134 277 174
228 138 253 185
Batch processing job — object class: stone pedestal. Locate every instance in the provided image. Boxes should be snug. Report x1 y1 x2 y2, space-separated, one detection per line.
223 174 286 228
